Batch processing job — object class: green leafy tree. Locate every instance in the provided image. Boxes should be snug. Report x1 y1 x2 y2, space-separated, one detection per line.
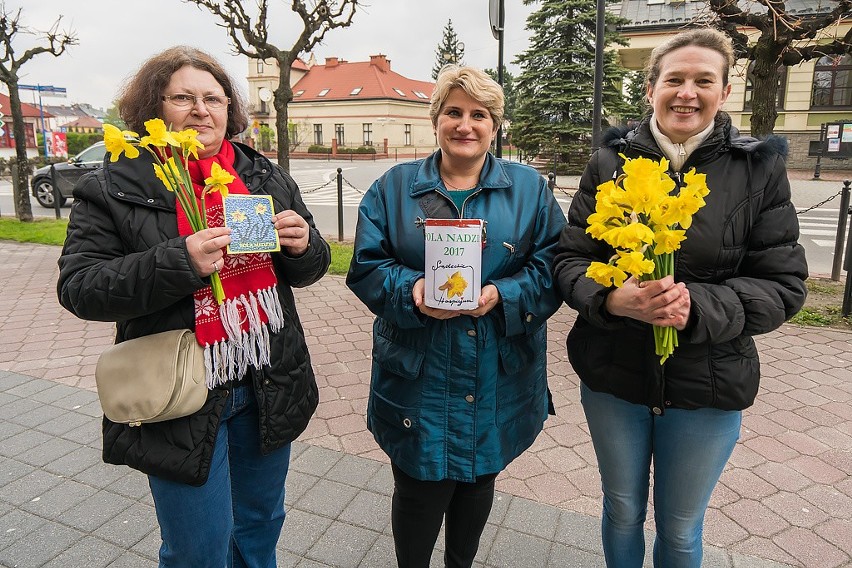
432 19 465 80
708 0 852 137
0 4 76 221
512 0 629 173
103 103 126 130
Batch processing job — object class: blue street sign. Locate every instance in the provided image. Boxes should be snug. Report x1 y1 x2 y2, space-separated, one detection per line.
18 84 67 95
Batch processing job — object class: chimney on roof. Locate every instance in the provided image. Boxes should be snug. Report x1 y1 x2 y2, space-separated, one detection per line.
307 52 316 68
325 57 339 68
370 54 390 73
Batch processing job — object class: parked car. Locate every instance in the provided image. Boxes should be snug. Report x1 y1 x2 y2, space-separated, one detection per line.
30 141 106 208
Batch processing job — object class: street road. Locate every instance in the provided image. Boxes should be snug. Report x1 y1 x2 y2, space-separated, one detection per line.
0 159 848 277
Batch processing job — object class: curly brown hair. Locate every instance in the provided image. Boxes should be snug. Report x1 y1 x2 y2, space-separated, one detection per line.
118 46 248 137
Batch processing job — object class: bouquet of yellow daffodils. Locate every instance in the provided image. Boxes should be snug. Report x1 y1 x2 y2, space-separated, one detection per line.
584 155 709 364
103 119 235 304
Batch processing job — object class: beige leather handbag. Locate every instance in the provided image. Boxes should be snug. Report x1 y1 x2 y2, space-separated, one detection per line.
95 329 208 426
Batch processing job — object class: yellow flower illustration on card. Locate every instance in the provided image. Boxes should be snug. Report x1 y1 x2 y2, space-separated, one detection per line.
438 271 468 299
255 203 268 215
231 210 247 223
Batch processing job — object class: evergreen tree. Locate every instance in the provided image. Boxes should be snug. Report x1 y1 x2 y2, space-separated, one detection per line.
484 66 517 122
432 19 465 80
512 0 629 173
623 70 648 123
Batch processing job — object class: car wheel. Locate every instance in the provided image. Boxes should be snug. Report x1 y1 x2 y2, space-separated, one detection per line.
34 178 66 208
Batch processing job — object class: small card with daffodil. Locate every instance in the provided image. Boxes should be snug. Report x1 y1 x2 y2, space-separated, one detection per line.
424 218 483 310
223 194 281 254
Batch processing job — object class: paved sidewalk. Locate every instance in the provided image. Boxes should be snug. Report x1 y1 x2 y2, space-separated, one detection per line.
1 241 850 567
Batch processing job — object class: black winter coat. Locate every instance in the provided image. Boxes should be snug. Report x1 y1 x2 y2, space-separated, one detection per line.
57 142 330 485
553 114 808 412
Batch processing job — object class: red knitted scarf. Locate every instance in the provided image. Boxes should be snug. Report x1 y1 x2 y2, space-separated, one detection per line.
175 140 283 387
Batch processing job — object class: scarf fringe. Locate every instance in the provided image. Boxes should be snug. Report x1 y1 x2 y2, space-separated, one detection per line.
203 285 284 388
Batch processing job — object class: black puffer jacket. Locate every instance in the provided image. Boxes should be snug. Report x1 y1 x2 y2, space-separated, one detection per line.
57 142 330 485
553 114 807 412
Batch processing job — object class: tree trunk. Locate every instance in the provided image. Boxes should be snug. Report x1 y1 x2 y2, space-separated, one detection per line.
274 56 294 172
8 84 33 221
749 38 781 139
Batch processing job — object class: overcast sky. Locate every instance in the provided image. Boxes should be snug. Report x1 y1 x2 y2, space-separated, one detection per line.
10 1 536 112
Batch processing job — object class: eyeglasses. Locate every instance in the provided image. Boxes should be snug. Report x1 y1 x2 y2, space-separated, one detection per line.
162 93 231 110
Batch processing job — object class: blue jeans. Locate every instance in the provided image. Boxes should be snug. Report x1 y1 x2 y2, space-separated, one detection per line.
148 384 292 568
580 383 741 568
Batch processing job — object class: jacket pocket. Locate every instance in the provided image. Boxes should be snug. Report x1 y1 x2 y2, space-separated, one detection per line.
496 326 547 425
373 331 425 380
368 392 421 451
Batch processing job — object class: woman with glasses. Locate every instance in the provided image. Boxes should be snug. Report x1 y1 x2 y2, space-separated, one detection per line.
57 46 330 567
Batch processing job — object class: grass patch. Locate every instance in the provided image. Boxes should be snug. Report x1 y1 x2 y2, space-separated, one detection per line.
0 217 68 246
789 307 835 326
327 241 353 276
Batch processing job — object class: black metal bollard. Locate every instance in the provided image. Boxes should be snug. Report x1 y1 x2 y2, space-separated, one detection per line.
337 168 344 242
547 172 556 191
831 180 851 281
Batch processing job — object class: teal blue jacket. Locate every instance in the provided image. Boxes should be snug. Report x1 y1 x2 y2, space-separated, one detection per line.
346 151 567 482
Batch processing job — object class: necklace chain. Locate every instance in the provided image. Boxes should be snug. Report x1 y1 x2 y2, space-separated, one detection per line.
441 176 478 191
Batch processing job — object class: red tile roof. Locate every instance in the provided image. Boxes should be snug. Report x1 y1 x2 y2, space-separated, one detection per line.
0 93 52 118
291 54 433 103
63 115 103 129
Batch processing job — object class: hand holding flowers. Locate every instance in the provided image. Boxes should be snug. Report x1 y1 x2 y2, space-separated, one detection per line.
103 119 235 304
584 155 709 363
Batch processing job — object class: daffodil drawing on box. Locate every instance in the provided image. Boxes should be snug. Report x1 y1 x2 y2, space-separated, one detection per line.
438 271 469 299
584 154 710 364
103 119 231 304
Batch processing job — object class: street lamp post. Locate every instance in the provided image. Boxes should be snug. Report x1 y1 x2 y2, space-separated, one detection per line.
592 0 605 151
489 0 505 158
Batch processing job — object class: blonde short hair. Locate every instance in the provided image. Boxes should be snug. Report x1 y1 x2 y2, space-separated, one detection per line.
430 65 504 127
645 28 736 87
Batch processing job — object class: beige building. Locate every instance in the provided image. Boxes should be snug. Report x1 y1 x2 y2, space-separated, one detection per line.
247 54 436 158
615 0 852 169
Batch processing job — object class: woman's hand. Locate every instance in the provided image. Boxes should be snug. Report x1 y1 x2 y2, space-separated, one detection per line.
413 278 461 320
273 210 310 256
186 227 232 277
605 276 691 330
458 284 501 317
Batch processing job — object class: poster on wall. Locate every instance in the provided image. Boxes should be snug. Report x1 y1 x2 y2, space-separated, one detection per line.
50 132 68 157
842 124 852 143
828 138 841 153
827 124 841 139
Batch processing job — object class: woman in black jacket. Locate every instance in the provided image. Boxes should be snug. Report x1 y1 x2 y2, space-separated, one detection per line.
553 29 807 567
57 47 330 568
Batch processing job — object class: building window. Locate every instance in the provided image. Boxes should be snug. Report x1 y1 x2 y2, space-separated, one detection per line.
393 88 406 97
350 87 362 96
363 123 372 146
294 90 304 98
313 124 322 146
318 88 330 97
335 124 345 146
812 54 852 108
404 124 412 146
744 62 786 110
256 60 264 74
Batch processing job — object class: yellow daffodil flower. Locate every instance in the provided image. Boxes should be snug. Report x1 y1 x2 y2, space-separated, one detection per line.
140 118 179 148
231 210 247 223
103 124 140 162
586 262 628 288
153 157 181 192
615 250 655 277
203 163 234 198
653 228 687 255
173 129 205 160
601 222 655 251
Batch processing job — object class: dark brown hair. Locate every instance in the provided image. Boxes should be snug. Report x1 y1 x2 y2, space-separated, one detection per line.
645 28 735 88
118 46 248 137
